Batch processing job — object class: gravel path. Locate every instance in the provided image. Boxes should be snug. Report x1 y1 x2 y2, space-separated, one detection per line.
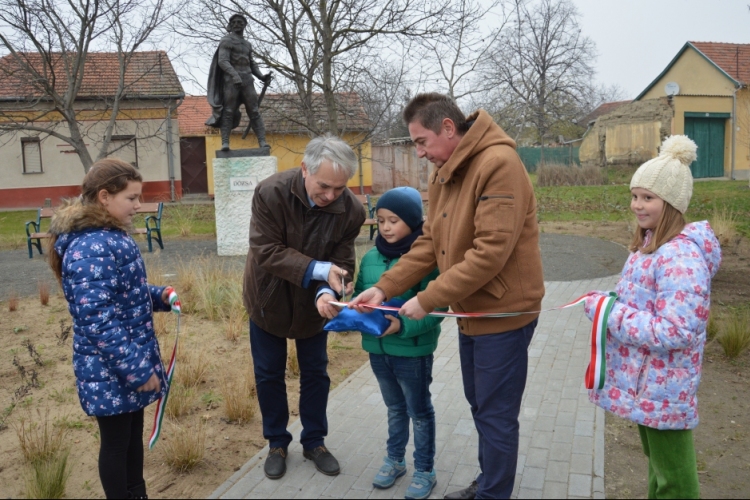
0 233 628 300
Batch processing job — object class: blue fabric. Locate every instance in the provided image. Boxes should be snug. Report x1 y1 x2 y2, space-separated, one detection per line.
370 353 436 472
324 299 405 336
55 228 169 417
459 319 536 499
302 260 333 289
375 187 424 230
250 321 330 450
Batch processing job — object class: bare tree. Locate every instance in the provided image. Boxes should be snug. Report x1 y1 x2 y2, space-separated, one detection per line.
176 0 450 140
0 0 184 172
486 0 595 154
420 0 510 103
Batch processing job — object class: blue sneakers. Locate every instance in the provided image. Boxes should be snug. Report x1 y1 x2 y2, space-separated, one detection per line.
372 456 407 489
405 469 437 499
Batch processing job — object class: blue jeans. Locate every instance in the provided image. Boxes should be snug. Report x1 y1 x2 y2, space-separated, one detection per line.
459 319 537 499
249 321 330 450
369 353 436 472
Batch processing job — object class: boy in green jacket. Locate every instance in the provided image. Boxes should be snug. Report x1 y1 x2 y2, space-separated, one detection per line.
354 187 444 499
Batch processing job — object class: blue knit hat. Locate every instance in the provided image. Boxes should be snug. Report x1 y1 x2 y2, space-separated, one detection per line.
375 187 423 230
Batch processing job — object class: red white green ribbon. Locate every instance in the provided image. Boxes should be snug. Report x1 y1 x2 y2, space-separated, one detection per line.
148 286 181 450
584 292 617 390
330 291 618 390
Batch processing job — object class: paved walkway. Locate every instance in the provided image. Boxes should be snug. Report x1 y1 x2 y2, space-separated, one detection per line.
210 276 618 499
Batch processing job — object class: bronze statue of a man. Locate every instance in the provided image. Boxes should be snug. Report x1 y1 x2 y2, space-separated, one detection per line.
206 14 271 151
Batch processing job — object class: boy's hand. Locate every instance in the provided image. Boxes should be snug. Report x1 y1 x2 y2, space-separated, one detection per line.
399 296 428 320
382 315 401 336
350 287 386 313
317 293 339 320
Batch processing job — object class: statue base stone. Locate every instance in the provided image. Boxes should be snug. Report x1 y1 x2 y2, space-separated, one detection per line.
213 154 277 256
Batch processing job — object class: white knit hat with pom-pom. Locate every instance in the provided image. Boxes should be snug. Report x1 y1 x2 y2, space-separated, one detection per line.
630 135 697 213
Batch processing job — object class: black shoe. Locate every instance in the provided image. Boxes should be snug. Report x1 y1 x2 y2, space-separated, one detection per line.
303 445 340 476
264 447 287 479
444 480 478 499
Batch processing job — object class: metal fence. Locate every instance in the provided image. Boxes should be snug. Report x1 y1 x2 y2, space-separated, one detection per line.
518 146 580 172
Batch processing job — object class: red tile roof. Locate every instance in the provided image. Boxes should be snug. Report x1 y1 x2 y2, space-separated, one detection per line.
178 93 371 136
582 100 632 125
0 51 183 101
690 42 750 85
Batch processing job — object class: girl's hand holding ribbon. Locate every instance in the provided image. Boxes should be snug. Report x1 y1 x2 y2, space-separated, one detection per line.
162 286 181 314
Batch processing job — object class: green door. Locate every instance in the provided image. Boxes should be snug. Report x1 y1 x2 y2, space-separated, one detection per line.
683 115 726 178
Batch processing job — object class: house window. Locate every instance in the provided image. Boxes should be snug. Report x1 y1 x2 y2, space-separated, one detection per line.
108 135 138 168
22 138 43 174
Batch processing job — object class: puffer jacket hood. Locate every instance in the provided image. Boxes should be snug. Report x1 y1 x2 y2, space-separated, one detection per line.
51 198 170 417
585 220 721 430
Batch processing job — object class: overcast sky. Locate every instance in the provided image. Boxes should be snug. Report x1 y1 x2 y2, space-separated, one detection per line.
574 0 750 98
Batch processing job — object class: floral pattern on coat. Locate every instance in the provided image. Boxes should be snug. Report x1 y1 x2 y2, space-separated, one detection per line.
56 226 170 417
584 221 721 430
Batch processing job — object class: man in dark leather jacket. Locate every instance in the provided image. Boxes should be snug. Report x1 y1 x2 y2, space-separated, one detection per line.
243 134 366 480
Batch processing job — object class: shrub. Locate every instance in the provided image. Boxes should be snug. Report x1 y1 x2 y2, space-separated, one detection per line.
717 309 750 359
537 163 605 187
38 282 50 306
162 421 206 472
220 369 256 424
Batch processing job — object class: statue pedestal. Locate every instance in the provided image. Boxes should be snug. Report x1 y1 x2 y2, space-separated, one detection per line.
213 154 277 256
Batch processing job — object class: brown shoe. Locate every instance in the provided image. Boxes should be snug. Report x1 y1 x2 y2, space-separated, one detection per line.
264 447 287 479
303 445 340 476
444 480 478 499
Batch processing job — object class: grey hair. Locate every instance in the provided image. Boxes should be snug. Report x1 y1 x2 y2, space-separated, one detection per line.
302 134 358 179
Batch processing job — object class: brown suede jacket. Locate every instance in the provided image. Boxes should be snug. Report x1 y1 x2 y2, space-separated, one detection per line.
243 168 366 338
376 110 545 335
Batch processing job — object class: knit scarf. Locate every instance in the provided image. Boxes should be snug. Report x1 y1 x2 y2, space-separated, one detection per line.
375 222 423 259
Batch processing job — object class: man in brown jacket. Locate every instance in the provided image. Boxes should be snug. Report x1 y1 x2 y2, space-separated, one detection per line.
244 135 366 480
353 94 544 499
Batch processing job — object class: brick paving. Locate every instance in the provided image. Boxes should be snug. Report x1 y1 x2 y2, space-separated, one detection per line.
210 276 618 499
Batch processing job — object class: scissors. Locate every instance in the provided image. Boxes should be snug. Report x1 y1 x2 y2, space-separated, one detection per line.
340 270 349 303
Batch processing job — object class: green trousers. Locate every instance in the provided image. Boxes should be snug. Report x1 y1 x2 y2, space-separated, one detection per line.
638 425 700 499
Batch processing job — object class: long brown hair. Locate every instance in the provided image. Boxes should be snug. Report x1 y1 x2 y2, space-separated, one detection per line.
629 201 686 254
48 158 143 283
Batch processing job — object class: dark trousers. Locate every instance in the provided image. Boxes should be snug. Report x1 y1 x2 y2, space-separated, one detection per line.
369 353 436 471
458 319 537 499
95 409 146 499
250 320 330 450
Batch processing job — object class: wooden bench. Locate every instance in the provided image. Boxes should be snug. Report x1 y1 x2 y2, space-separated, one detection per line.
353 193 378 240
25 202 164 258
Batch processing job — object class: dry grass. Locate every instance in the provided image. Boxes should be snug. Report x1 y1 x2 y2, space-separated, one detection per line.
224 308 246 342
176 257 243 321
9 291 19 312
15 410 70 465
219 369 256 424
707 309 720 341
166 382 195 420
38 282 50 306
153 311 170 338
16 410 71 499
717 308 750 359
162 420 206 473
23 448 70 499
179 347 210 388
710 206 739 247
287 340 300 378
537 163 605 187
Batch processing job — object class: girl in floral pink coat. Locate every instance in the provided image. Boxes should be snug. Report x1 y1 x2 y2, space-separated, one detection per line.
584 136 721 499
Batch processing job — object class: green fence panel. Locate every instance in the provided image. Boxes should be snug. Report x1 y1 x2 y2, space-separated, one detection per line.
517 147 580 172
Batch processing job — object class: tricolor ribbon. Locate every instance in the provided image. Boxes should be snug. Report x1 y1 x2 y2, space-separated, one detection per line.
330 291 618 390
584 292 617 390
148 286 181 450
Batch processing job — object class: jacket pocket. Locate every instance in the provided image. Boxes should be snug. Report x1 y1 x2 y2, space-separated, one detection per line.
635 355 650 399
476 192 515 233
259 277 281 315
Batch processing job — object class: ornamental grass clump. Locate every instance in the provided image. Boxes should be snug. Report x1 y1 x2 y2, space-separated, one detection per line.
717 308 750 359
162 421 206 473
16 410 72 499
220 369 256 424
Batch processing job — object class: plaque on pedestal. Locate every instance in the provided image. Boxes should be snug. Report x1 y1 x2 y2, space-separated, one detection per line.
213 152 277 255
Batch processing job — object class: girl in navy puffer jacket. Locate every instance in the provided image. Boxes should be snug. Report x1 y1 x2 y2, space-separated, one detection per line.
49 158 175 500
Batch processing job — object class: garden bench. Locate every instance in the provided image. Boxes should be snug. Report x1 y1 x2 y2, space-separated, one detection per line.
353 193 378 240
25 202 164 258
